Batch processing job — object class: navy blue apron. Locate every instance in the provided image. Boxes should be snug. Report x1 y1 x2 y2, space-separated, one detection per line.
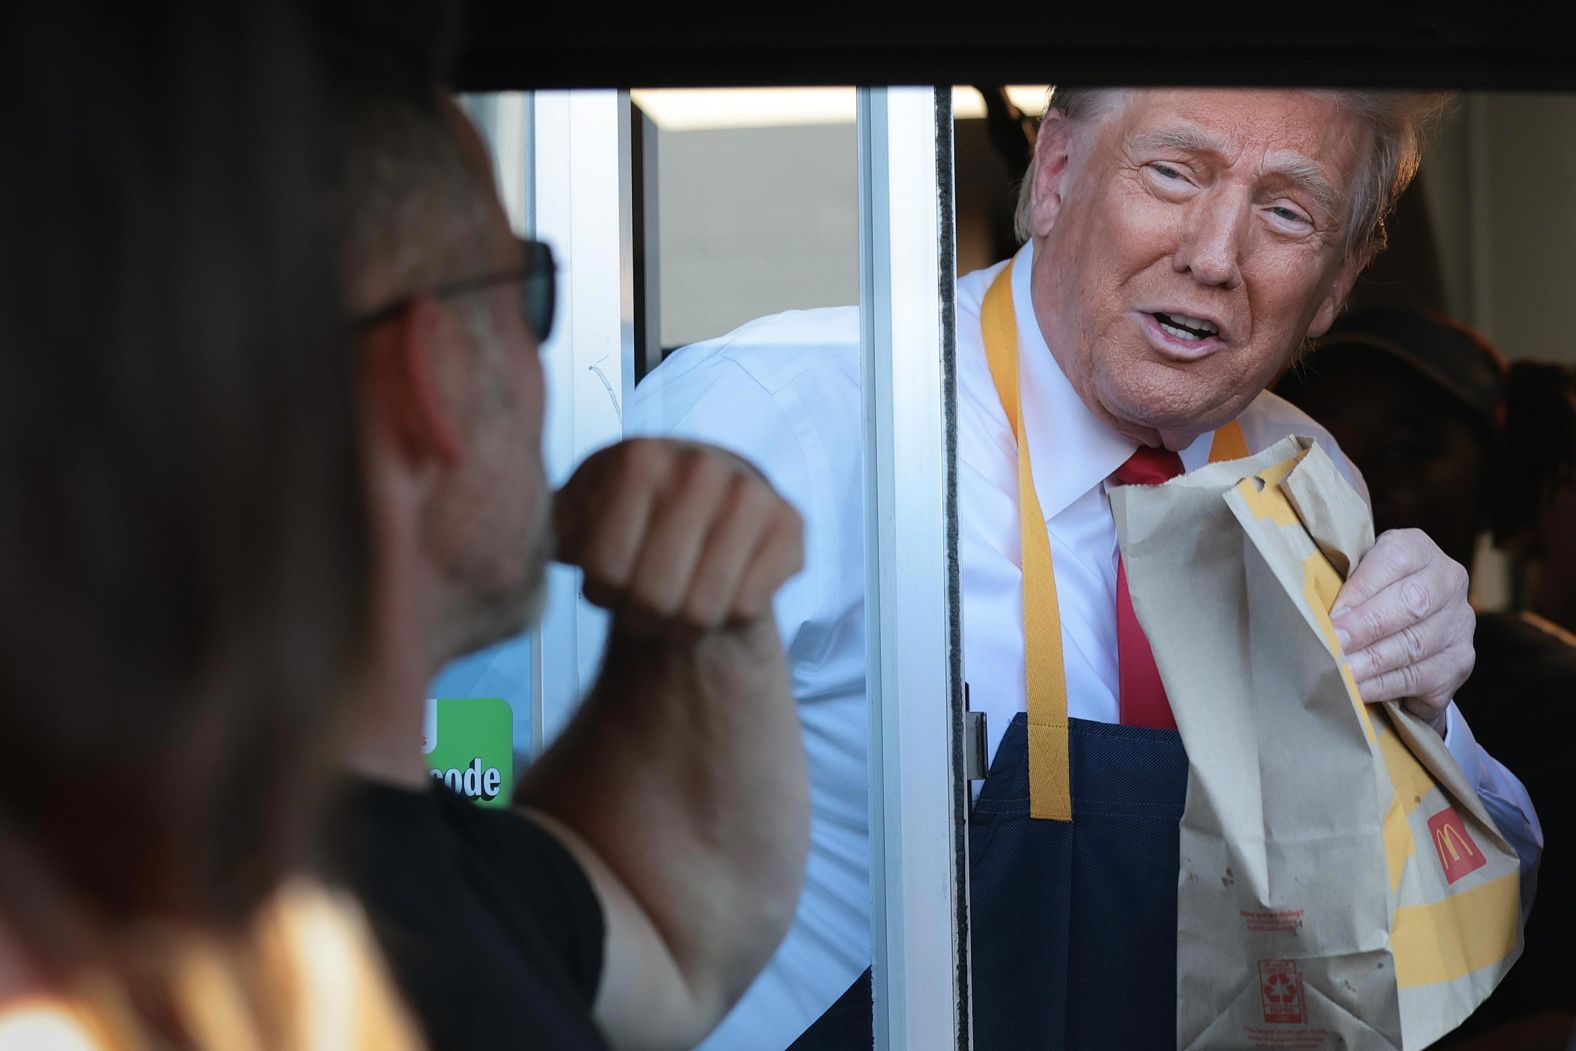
790 714 1187 1050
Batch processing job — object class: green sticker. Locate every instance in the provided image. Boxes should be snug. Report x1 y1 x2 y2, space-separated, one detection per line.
423 697 513 809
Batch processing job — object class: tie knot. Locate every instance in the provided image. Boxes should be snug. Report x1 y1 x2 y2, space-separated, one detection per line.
1113 445 1184 487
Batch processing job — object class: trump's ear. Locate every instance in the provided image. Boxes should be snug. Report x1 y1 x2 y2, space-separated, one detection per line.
1026 109 1078 239
1307 255 1363 339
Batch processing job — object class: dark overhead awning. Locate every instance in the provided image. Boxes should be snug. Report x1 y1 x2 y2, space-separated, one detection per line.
453 8 1571 92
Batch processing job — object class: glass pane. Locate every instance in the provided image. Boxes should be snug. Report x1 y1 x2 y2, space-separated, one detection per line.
626 88 875 1050
446 86 967 1050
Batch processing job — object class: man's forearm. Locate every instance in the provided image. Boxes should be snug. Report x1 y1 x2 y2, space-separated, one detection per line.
515 616 809 1019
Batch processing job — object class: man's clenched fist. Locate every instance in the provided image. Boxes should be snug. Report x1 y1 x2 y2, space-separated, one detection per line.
552 439 805 635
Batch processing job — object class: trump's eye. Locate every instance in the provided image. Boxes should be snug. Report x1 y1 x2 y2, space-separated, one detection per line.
1144 162 1196 195
1265 203 1314 232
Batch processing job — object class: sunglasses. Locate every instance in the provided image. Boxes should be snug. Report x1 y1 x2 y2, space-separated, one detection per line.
353 238 556 343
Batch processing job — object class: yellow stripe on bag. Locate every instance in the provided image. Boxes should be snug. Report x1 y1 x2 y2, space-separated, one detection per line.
1391 873 1521 988
1234 476 1301 527
1238 463 1379 745
1292 499 1443 894
1381 796 1416 894
1302 553 1380 748
1372 710 1450 892
1300 529 1421 889
1246 472 1422 891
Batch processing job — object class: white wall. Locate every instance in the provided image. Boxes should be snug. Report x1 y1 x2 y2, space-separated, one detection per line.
653 121 859 348
1424 93 1576 365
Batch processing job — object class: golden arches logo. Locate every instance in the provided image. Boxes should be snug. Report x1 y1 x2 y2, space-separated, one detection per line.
1434 823 1476 864
1427 807 1488 884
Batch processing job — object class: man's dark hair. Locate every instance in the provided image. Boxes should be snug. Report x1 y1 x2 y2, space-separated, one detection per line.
312 0 494 317
0 0 371 993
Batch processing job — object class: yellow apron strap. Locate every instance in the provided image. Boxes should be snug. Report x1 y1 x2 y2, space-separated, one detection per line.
979 260 1250 823
1209 419 1248 462
982 261 1071 821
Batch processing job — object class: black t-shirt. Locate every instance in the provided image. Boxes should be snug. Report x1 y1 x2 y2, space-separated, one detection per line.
342 778 609 1050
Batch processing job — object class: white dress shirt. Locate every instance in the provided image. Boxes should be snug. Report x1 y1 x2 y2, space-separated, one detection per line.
627 240 1543 1051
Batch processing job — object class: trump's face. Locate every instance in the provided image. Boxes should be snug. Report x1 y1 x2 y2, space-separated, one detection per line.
1026 89 1370 450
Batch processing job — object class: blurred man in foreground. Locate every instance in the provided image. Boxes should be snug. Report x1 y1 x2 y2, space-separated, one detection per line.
0 2 418 1048
324 38 810 1051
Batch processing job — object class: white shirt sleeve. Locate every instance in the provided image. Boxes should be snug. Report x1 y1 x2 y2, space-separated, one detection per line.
1442 701 1544 923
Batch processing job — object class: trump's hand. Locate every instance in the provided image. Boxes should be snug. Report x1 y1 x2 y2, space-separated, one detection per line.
1331 528 1475 735
552 438 804 636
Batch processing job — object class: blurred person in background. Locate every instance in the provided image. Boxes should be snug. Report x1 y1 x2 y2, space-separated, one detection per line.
1522 405 1576 635
1277 306 1576 1050
0 2 421 1048
317 8 811 1048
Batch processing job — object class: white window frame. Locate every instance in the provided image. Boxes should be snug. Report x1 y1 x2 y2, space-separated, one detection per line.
529 90 636 751
858 85 970 1050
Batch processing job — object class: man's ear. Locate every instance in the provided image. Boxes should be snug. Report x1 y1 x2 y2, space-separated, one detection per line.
1307 255 1363 339
1026 110 1077 239
361 295 467 467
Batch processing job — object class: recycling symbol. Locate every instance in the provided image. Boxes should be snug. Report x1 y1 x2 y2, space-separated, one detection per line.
1262 972 1298 1004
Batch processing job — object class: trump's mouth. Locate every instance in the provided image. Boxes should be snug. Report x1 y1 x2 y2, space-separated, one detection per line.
1138 310 1227 362
1153 311 1220 342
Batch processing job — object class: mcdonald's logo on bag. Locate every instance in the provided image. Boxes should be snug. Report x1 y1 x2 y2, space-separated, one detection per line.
1427 807 1487 884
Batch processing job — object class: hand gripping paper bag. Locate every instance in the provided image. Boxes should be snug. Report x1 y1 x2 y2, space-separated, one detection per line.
1109 436 1521 1051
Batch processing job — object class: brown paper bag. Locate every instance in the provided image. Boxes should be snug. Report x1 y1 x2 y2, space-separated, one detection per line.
1110 436 1521 1051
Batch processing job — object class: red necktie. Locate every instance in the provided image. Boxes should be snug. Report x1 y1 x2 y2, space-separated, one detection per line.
1112 446 1185 729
